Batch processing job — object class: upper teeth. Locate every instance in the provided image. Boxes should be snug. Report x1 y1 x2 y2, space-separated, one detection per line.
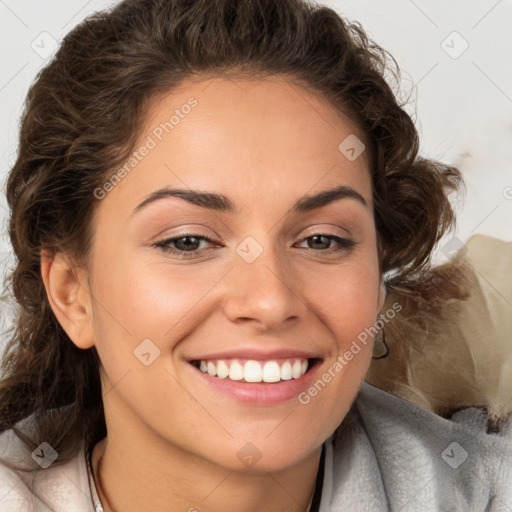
197 358 309 383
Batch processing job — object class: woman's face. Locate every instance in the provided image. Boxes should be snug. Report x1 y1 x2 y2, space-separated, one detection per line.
85 75 384 472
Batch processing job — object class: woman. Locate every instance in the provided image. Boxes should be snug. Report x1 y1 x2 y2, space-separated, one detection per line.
0 0 510 510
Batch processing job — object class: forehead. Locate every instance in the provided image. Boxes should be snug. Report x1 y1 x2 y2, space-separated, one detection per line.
98 74 372 217
145 73 367 163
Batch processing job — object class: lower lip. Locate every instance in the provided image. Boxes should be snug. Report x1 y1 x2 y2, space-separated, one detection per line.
188 360 322 406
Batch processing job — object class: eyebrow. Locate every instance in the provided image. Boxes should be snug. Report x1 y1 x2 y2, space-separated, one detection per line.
131 184 367 217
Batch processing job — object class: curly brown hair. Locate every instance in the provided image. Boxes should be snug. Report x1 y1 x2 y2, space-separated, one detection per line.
0 0 462 469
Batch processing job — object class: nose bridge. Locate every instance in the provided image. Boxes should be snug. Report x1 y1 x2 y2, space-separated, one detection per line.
222 235 305 328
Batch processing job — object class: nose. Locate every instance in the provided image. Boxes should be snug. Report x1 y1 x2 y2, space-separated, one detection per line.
221 241 307 331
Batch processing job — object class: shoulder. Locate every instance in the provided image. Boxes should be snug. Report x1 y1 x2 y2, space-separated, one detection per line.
0 429 94 512
324 382 512 511
355 380 512 440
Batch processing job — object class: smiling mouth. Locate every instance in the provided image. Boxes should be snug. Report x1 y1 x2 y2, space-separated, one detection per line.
190 357 321 383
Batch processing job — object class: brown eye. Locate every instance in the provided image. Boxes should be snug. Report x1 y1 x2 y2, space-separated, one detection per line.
296 234 356 252
154 234 218 258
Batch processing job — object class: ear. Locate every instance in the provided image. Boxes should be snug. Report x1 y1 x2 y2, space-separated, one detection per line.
40 249 95 349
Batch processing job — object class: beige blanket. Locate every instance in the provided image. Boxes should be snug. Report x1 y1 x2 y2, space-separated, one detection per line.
366 234 512 430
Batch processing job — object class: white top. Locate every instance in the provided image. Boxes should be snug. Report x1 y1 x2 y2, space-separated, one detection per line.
1 381 511 511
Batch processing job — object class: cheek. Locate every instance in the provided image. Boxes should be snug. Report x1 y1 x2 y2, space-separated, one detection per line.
295 261 379 428
89 250 230 357
299 255 380 383
304 257 381 340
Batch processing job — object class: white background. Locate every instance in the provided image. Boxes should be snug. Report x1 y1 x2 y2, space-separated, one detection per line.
1 0 511 347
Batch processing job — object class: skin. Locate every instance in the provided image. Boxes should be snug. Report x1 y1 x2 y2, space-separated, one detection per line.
41 74 385 512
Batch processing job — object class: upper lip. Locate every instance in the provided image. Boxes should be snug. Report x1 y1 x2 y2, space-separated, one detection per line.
187 348 323 362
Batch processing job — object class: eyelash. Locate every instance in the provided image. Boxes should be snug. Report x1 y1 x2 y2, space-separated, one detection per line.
153 232 356 259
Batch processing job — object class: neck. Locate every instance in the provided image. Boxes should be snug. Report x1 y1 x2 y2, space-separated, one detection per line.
91 435 322 512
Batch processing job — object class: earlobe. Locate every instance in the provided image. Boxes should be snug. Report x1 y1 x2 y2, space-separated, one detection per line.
40 249 95 349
